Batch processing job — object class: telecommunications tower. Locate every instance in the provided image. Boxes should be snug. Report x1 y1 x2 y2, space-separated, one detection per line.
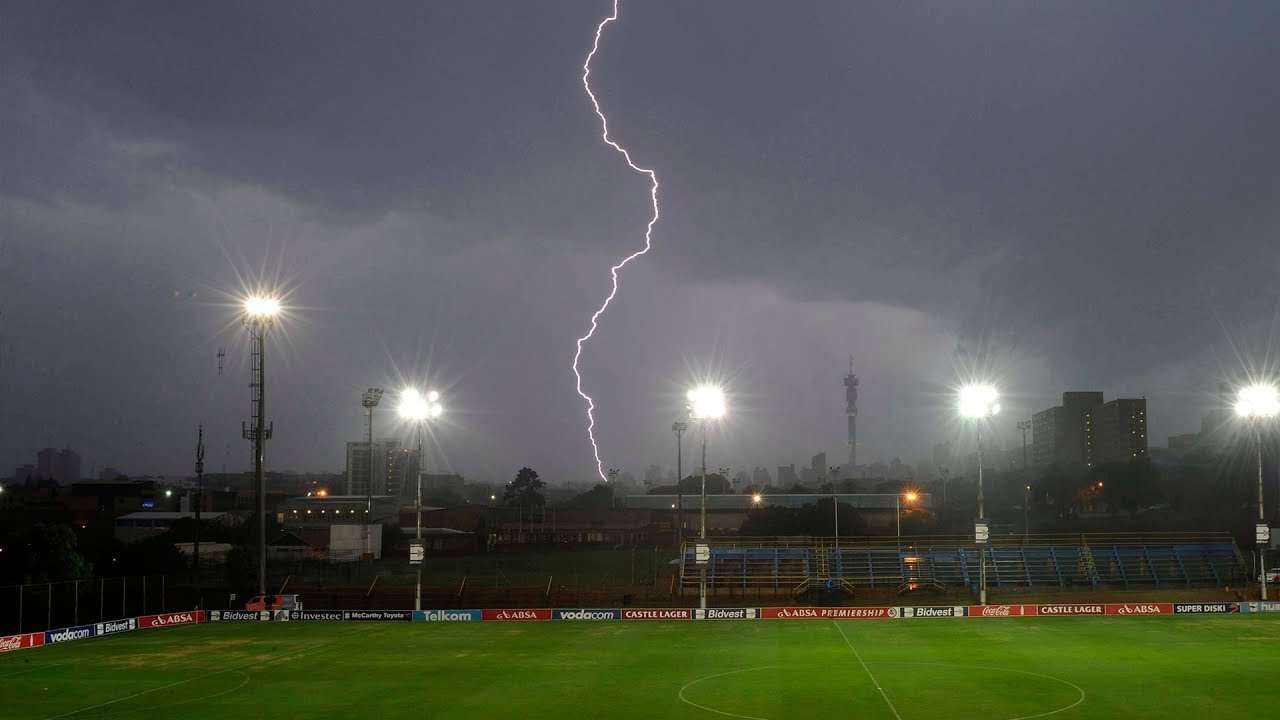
844 357 858 472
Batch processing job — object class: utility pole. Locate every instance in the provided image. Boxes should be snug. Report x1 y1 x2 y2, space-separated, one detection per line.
700 421 708 611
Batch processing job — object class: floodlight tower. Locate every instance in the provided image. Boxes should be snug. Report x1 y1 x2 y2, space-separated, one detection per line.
1236 383 1279 601
241 295 280 599
686 384 726 611
672 420 688 546
399 387 443 611
361 388 385 561
959 383 1000 605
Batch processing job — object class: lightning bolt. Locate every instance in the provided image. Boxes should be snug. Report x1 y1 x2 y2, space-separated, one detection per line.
573 0 660 483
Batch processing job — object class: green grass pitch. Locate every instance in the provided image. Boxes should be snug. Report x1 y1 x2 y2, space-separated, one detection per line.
3 616 1278 719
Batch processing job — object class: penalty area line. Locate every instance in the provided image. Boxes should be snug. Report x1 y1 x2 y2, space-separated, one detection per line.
833 621 904 720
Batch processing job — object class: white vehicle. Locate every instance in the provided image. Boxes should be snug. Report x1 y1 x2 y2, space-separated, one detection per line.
1259 568 1280 583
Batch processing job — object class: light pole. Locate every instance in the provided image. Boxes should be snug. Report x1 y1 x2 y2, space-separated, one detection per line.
399 387 443 612
830 466 842 548
959 383 1000 605
241 295 280 600
194 425 204 608
1017 420 1031 470
1024 484 1031 542
687 384 726 611
1236 383 1278 601
673 421 687 546
361 388 384 562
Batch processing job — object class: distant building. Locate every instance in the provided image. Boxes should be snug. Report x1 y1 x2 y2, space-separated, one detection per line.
37 448 81 484
810 452 827 483
776 464 800 487
1086 398 1148 465
1168 433 1201 456
345 440 407 496
752 466 772 487
115 511 229 544
13 464 36 483
1032 392 1104 467
98 467 126 482
421 473 465 496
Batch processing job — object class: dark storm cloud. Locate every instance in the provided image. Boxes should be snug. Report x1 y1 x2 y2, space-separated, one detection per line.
2 1 1279 481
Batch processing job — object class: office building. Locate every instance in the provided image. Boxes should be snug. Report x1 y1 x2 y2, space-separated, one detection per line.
1032 392 1103 467
1086 398 1148 466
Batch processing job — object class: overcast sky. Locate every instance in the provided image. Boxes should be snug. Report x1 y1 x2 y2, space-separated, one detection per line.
2 1 1279 485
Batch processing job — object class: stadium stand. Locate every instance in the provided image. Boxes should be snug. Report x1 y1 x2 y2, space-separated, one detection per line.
680 532 1247 595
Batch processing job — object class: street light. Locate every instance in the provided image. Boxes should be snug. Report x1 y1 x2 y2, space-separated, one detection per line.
959 383 1000 605
687 384 726 611
1237 382 1278 601
241 293 281 600
399 386 443 612
752 493 763 505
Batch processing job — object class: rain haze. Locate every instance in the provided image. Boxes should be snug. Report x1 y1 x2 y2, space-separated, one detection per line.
3 0 1279 485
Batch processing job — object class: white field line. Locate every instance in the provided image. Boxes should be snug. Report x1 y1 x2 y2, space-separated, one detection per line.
677 665 776 720
833 621 904 720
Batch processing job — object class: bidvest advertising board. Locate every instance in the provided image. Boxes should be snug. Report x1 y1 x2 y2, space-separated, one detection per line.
96 618 137 636
210 610 271 622
694 608 758 620
901 606 966 619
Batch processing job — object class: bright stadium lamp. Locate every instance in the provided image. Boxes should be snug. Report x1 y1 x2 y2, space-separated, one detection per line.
1236 382 1279 601
686 385 726 420
1236 383 1280 419
752 493 763 504
958 384 1001 419
242 295 281 320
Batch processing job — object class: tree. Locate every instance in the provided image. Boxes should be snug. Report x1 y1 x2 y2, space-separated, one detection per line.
563 483 614 510
504 467 546 508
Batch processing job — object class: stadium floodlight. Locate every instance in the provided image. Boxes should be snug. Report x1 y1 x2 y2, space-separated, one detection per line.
399 386 443 611
1236 383 1280 419
685 382 727 611
242 295 282 320
686 385 727 420
752 493 763 504
240 292 283 600
1236 382 1278 601
958 382 1000 605
904 491 919 503
896 491 919 538
958 384 1001 419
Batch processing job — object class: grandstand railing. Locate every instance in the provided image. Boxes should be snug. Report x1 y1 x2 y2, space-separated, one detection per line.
678 532 1247 593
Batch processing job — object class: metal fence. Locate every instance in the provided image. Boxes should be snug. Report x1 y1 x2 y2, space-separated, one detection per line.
0 575 221 636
